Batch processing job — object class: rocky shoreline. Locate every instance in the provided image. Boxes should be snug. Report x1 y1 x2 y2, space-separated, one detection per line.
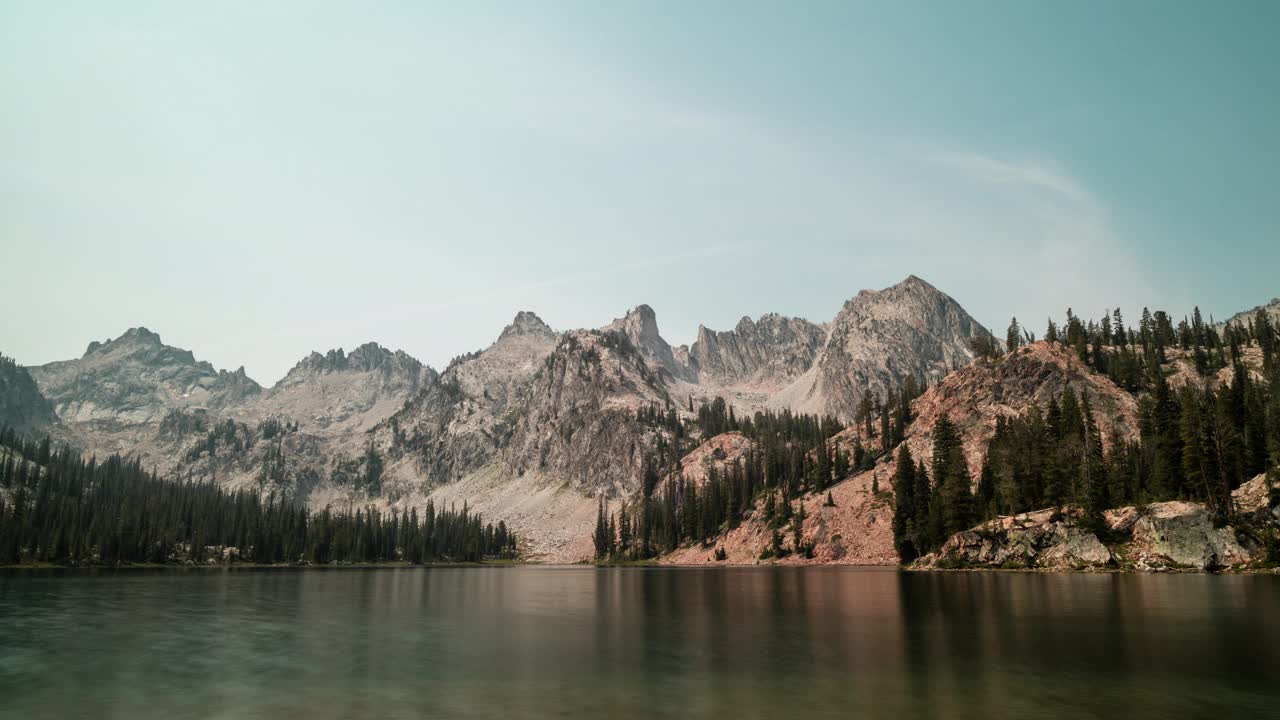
913 475 1280 573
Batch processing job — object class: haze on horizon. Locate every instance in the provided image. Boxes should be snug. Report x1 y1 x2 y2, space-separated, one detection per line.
2 2 1277 385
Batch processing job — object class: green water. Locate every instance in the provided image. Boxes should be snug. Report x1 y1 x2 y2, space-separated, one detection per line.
1 567 1277 719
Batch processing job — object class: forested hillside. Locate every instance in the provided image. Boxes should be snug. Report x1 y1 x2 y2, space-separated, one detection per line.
0 427 516 566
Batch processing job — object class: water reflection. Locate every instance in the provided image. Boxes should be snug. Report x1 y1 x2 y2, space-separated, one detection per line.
0 567 1276 719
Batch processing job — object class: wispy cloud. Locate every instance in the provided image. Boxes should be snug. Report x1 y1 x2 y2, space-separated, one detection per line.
926 149 1162 327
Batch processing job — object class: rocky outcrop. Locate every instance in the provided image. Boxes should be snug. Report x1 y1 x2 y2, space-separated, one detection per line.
917 511 1114 570
1233 473 1279 517
916 494 1275 572
0 353 57 435
668 431 754 489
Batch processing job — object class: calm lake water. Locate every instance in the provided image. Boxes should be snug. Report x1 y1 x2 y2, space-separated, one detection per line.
1 566 1277 719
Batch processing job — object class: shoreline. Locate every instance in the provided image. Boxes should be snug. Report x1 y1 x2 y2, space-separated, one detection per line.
0 559 524 571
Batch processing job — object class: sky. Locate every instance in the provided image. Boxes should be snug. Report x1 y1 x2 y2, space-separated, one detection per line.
2 1 1277 384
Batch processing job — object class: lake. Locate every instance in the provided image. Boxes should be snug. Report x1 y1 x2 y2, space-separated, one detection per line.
1 567 1277 719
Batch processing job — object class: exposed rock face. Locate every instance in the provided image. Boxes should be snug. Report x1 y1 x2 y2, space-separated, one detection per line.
30 327 262 426
378 311 560 488
669 431 754 489
502 329 672 496
0 354 57 435
689 314 827 388
603 305 695 382
776 275 989 421
1233 473 1279 517
1127 501 1254 570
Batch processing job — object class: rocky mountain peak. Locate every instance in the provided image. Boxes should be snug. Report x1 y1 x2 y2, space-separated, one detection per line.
603 304 693 382
84 326 169 358
30 328 264 426
499 311 556 341
777 275 990 421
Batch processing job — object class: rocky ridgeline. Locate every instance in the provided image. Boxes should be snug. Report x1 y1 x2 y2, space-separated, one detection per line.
30 327 262 426
915 474 1279 571
1217 297 1280 333
592 277 989 427
689 314 827 388
261 342 436 435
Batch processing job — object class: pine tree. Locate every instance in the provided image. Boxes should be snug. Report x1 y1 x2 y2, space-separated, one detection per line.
1006 317 1022 353
931 414 974 537
891 446 917 561
1078 393 1106 530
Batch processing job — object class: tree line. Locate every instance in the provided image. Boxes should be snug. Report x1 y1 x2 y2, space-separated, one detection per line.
0 428 517 566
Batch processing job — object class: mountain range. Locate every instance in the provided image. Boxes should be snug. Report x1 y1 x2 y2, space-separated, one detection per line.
3 275 1275 563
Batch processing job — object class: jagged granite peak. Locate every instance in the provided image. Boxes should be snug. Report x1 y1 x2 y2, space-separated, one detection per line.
689 312 827 386
83 326 163 357
501 328 674 495
29 327 263 425
499 311 556 341
281 342 428 381
0 353 57 434
375 309 562 486
603 304 695 382
777 275 992 421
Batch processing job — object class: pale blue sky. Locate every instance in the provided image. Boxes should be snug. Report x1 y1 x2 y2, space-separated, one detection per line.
2 2 1277 383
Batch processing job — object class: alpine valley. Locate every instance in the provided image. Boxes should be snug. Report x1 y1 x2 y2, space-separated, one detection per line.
2 276 1278 570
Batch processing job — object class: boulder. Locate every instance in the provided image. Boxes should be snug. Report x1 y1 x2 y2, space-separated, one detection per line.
1037 526 1113 569
1129 501 1252 570
1232 474 1276 516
